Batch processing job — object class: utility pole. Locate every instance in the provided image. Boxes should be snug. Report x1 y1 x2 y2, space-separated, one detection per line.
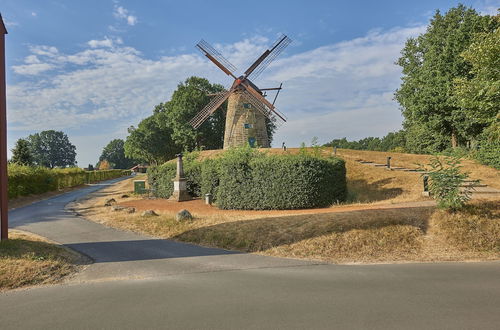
0 14 8 240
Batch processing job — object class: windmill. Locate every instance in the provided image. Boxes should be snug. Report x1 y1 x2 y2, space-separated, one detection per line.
189 35 291 149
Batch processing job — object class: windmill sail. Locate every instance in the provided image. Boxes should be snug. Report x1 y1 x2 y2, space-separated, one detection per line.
246 35 291 81
189 89 232 129
196 40 237 79
240 88 287 124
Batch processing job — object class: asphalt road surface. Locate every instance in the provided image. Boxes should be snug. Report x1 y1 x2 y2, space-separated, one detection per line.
2 177 499 329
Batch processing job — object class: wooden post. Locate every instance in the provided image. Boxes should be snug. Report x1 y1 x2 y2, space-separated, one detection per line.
0 15 8 240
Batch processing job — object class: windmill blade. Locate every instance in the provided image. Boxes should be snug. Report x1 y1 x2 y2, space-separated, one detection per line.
240 88 287 124
196 40 238 79
189 89 232 129
240 81 287 120
245 35 292 81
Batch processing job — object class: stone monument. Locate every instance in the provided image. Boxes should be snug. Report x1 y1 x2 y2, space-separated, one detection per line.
169 153 191 202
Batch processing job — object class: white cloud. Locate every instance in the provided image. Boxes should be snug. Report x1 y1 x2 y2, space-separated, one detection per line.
88 37 123 48
12 62 54 75
7 24 425 165
127 15 137 26
113 5 137 26
31 12 37 17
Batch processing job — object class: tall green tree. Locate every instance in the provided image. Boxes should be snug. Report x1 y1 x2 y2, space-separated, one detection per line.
124 115 180 165
10 138 33 166
98 139 136 169
27 130 77 168
454 16 500 141
155 76 227 150
395 5 498 153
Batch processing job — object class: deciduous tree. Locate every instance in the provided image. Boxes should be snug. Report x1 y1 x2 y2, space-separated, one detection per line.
11 138 33 166
395 5 497 153
99 139 136 169
124 115 179 165
27 130 77 168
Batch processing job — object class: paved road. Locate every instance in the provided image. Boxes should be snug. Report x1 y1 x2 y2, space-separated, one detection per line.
2 178 500 329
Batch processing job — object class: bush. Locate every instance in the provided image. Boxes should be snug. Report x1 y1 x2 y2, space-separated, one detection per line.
147 162 176 198
472 121 500 169
149 147 347 210
7 164 129 199
147 154 203 198
216 153 346 210
424 156 472 211
200 158 221 200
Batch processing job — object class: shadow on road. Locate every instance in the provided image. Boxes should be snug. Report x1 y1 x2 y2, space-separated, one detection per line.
64 239 240 263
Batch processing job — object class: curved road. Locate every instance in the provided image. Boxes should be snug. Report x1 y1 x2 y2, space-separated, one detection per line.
1 178 499 329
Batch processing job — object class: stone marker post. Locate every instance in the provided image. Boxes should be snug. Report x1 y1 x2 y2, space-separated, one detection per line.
169 153 191 202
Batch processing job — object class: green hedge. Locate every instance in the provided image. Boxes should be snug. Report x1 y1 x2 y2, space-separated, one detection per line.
217 153 346 210
7 165 130 199
149 148 346 210
147 160 203 198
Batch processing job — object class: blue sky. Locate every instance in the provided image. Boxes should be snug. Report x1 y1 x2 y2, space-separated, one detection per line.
2 0 498 166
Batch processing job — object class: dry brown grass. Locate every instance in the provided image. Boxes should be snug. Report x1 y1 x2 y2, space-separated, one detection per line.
0 230 83 291
432 200 500 252
334 148 500 189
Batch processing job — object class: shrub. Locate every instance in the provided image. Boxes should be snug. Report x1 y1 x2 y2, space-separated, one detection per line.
7 164 129 199
147 153 203 198
216 151 346 210
149 147 347 210
200 158 221 200
424 156 472 211
147 162 176 198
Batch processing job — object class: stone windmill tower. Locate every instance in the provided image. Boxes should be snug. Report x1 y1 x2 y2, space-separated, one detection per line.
189 35 291 149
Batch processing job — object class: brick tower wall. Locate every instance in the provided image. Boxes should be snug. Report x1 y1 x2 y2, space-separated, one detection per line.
223 91 270 149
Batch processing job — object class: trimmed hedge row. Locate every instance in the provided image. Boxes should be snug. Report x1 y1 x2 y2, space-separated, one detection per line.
7 164 130 199
148 149 346 210
217 154 346 209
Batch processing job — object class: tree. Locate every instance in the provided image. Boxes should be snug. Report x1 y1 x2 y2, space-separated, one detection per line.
155 76 227 151
99 139 136 169
124 115 180 165
395 5 498 153
11 138 33 166
27 130 77 168
454 16 500 142
97 159 111 170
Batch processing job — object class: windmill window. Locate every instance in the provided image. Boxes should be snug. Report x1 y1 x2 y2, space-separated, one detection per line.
243 103 252 109
244 123 253 129
248 137 256 147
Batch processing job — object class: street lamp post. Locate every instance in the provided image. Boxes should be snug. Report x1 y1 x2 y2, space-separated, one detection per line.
0 14 8 240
